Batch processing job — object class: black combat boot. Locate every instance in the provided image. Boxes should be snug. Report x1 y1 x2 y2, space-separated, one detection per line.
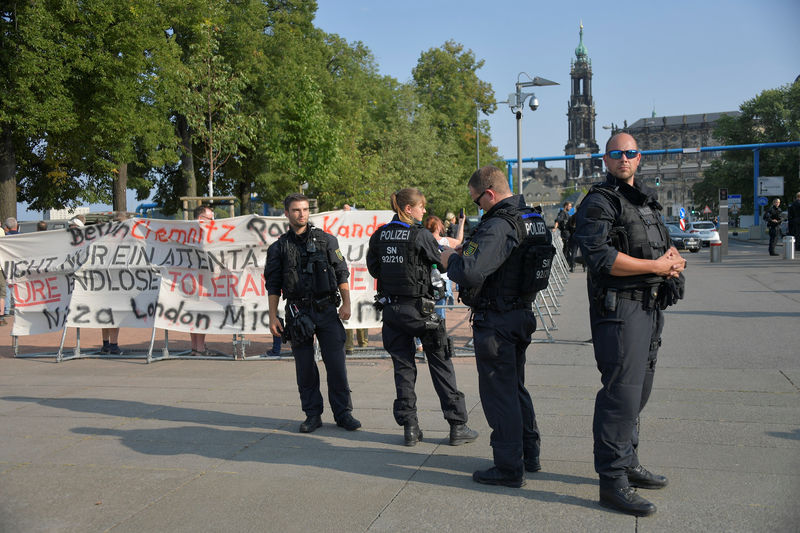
404 421 423 446
448 424 478 446
599 486 656 516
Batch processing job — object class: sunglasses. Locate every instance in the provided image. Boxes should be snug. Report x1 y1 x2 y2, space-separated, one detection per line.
473 187 491 206
607 149 640 160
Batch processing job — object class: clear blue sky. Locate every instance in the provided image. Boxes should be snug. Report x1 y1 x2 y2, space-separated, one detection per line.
314 0 799 161
16 0 800 220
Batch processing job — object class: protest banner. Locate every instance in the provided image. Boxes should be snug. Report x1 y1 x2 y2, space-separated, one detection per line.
0 210 393 337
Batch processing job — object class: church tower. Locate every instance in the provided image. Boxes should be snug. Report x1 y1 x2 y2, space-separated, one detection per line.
565 22 601 181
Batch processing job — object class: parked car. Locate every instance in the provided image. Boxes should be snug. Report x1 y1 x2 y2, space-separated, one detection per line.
688 220 720 247
666 224 701 253
17 219 70 233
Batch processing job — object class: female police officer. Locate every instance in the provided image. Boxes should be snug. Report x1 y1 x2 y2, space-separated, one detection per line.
367 188 478 447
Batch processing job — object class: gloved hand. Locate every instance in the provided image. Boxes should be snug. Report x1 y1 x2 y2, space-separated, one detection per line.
657 274 685 309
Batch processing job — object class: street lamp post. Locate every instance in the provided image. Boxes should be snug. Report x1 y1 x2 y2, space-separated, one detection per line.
476 102 481 170
507 73 558 195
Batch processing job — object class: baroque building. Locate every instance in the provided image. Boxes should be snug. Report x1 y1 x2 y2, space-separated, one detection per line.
612 111 740 217
564 23 602 181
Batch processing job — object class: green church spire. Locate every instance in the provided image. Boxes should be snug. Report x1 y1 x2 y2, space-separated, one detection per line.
575 21 588 59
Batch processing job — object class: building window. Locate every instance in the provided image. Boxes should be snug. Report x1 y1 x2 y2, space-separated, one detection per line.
667 190 672 200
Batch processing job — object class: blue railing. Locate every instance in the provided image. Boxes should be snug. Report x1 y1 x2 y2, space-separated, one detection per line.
504 141 800 224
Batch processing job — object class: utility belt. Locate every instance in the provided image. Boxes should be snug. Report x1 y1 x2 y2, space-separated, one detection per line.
387 294 437 316
376 294 440 329
596 286 659 314
287 292 340 313
471 296 532 312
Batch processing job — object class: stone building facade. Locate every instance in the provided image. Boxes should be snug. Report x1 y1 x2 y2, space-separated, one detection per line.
612 112 739 217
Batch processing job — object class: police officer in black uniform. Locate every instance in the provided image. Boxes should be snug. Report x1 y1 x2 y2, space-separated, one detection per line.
366 187 478 447
554 201 576 271
574 133 686 516
763 198 783 256
442 165 554 488
789 192 800 251
266 193 361 434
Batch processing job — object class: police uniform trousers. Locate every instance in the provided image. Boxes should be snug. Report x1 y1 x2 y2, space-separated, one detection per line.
290 303 354 420
589 293 664 488
768 225 780 254
472 307 539 477
381 302 467 426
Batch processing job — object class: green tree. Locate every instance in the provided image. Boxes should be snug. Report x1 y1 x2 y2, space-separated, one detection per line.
695 81 800 214
61 0 182 212
0 1 80 219
410 40 503 215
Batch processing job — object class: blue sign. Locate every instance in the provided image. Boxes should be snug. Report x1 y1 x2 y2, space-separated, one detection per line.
758 196 769 206
678 208 686 219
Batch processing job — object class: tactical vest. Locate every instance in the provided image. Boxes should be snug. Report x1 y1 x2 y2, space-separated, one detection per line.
588 183 670 289
278 226 338 299
373 220 430 298
461 206 555 309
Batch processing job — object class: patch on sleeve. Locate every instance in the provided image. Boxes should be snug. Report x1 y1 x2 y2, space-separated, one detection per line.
463 241 479 256
335 248 344 261
586 207 603 219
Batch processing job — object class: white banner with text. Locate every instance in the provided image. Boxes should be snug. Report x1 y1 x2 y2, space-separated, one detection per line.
0 211 393 336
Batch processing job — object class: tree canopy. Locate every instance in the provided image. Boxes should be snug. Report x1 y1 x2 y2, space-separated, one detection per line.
2 0 502 222
694 81 800 214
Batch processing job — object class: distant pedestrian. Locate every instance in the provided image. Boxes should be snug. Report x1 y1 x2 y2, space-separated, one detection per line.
0 225 6 325
763 198 782 256
788 192 800 251
444 211 458 238
554 202 575 270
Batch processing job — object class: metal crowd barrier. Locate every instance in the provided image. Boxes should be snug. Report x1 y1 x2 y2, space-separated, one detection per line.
9 232 579 361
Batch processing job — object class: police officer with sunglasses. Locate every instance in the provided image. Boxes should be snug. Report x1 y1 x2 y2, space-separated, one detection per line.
442 165 553 488
573 133 686 516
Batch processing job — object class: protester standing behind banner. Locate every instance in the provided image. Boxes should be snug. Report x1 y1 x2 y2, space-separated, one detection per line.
266 193 361 434
0 225 6 326
188 205 220 356
341 203 369 354
99 211 130 355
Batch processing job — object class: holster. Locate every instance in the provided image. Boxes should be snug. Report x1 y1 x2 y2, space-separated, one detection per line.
417 297 436 315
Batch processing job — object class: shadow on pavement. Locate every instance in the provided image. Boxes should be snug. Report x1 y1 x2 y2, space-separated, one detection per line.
765 428 800 441
4 395 599 509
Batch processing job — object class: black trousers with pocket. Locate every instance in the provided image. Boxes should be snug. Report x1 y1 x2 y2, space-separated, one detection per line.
381 302 467 427
471 307 539 477
588 289 664 489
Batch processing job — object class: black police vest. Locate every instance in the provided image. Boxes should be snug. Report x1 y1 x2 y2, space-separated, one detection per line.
589 183 670 289
463 206 555 308
372 220 429 298
278 226 337 299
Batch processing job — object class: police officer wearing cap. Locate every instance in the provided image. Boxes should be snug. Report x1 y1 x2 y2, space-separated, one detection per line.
573 133 686 516
266 193 361 434
441 165 554 488
367 187 478 447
